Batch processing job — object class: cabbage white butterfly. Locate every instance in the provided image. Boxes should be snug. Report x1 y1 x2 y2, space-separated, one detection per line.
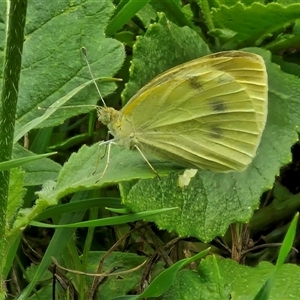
96 51 268 174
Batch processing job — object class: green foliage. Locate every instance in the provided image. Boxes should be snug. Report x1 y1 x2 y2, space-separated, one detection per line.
0 0 300 299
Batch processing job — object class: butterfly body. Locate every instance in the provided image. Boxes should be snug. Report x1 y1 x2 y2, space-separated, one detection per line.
98 51 268 172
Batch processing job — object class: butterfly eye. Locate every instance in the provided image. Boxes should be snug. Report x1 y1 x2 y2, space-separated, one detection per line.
98 107 111 125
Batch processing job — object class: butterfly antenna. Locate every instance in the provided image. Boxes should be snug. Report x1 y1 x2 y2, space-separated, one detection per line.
82 47 107 108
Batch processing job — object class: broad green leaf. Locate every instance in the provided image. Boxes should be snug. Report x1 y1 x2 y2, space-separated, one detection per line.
15 78 111 142
211 2 300 49
212 256 300 299
36 143 182 203
17 0 125 130
214 0 265 6
277 0 300 4
7 168 26 226
3 169 25 279
13 145 61 186
162 265 229 300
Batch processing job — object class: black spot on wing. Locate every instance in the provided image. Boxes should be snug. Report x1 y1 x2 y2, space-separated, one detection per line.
210 126 223 138
188 76 202 90
210 99 227 112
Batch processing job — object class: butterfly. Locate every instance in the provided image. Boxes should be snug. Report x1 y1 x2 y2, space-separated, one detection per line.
94 51 268 174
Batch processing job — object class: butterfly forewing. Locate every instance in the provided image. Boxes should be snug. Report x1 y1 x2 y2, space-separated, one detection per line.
115 51 268 172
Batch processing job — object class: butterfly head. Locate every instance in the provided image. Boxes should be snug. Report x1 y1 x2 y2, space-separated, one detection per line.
97 106 122 135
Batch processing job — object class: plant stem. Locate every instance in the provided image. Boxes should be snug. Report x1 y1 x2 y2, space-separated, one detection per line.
198 0 220 48
0 0 28 297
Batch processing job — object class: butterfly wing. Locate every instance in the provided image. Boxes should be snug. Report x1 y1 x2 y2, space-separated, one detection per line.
122 51 268 172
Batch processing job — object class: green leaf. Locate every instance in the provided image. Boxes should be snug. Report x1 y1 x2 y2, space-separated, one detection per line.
212 2 300 49
162 256 229 300
214 0 266 6
37 142 182 202
276 213 298 268
7 168 26 226
0 151 55 171
3 169 26 278
15 78 107 141
212 256 300 299
34 197 122 221
13 145 61 186
17 0 125 130
29 208 178 228
272 54 300 78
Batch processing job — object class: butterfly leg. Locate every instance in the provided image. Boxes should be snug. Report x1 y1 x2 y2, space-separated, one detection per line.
134 145 161 180
94 140 114 181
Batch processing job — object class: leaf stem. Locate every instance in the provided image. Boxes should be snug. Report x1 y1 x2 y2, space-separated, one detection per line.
0 0 28 295
198 0 220 48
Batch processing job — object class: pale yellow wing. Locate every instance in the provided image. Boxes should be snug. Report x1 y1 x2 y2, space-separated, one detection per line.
121 51 268 172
